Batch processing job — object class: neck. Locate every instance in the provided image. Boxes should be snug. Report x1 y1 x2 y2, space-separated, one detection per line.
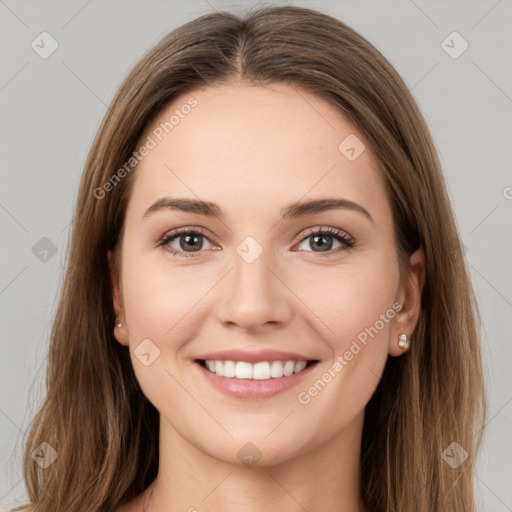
147 411 367 512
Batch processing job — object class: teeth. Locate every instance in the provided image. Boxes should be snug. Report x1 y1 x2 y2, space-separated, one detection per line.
270 361 284 378
223 360 236 378
283 361 295 376
253 362 270 380
294 361 307 373
235 362 252 379
202 359 311 379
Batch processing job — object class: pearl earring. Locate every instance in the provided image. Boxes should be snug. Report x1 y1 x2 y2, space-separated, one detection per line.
398 333 409 350
116 321 122 328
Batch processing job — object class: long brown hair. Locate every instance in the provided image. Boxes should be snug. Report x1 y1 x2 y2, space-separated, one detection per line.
13 5 486 511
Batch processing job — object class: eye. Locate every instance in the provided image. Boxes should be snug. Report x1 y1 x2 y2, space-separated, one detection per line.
295 226 354 257
158 225 355 259
158 227 216 258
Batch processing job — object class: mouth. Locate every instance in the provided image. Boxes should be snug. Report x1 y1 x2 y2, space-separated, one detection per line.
193 358 320 399
195 358 318 379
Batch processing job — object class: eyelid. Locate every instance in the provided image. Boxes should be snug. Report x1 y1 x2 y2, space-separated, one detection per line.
297 225 354 244
158 226 217 245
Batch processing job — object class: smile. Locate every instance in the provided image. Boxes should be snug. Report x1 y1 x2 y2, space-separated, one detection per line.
198 359 316 380
194 358 319 399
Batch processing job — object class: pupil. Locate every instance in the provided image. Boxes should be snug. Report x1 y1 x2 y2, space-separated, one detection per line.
312 235 332 252
181 234 202 251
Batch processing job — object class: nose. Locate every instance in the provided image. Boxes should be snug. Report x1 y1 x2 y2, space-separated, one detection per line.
214 244 294 333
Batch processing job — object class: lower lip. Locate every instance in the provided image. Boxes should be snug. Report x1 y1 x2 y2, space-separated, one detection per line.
193 360 318 399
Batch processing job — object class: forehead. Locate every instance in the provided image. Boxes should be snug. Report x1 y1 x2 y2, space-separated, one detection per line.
126 82 390 226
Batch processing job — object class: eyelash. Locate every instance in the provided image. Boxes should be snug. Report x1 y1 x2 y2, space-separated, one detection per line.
158 226 355 259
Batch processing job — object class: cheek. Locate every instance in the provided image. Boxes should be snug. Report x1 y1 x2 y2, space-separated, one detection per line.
292 256 399 348
121 254 219 350
122 248 186 323
290 254 399 400
119 256 210 408
291 265 398 432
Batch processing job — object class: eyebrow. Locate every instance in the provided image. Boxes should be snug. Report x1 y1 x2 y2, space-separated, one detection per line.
143 197 374 224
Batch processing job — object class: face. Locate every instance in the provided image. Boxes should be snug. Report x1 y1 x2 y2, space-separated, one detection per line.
109 81 424 466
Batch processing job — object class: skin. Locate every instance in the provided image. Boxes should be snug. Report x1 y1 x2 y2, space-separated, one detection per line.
110 81 425 512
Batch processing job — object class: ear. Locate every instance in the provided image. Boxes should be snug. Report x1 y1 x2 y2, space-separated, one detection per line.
389 246 425 356
108 250 129 347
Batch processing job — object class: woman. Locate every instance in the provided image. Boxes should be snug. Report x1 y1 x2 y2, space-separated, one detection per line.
14 5 486 512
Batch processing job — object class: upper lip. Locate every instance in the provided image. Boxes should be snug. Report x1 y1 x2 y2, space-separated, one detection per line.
195 349 319 364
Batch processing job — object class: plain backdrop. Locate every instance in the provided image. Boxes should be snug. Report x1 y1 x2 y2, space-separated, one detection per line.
1 0 511 510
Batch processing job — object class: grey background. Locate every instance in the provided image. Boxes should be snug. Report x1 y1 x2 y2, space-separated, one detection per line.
1 0 511 510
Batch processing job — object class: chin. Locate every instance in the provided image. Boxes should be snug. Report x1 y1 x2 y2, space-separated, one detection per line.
201 434 310 469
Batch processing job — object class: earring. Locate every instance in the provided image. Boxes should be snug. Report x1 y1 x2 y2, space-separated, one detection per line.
116 321 122 328
398 333 409 350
